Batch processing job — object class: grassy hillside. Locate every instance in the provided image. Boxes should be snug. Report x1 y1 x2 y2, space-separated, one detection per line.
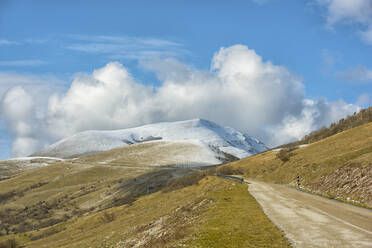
3 112 370 246
0 140 226 243
220 122 372 208
0 175 290 247
0 142 291 247
0 158 62 179
0 158 193 237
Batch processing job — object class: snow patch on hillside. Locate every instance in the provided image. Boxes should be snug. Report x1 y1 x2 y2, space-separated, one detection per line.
7 157 64 162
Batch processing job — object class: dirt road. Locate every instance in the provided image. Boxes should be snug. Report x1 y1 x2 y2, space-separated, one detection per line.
247 181 372 248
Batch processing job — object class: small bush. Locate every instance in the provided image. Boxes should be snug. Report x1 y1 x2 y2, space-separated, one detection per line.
0 239 19 248
29 182 48 189
217 166 243 175
112 194 137 207
0 192 16 204
37 218 63 229
30 228 63 241
100 212 115 223
276 149 290 162
162 171 207 193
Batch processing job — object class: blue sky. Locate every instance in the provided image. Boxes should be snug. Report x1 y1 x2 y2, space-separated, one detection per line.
0 0 371 159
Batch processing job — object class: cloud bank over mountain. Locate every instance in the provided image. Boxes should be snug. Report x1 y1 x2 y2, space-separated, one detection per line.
0 45 359 157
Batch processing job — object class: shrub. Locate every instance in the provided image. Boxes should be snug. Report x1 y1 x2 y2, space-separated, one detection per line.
0 239 19 248
37 218 63 229
217 165 244 175
29 182 48 189
100 212 115 223
0 192 16 204
276 149 290 162
30 228 62 241
162 171 207 193
111 194 137 207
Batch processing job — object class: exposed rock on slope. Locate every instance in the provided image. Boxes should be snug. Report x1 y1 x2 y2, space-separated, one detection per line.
310 158 372 207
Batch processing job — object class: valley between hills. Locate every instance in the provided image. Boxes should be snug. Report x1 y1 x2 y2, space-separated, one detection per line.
0 109 371 247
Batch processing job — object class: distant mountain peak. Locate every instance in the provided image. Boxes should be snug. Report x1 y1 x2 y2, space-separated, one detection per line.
33 119 267 164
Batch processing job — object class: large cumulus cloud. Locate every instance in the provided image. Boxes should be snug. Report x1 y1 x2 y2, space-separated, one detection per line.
0 45 359 157
0 87 45 156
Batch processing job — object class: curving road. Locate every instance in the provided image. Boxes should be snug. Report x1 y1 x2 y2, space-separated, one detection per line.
247 181 372 248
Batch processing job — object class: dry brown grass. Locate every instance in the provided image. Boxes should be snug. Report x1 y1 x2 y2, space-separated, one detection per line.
0 142 201 241
18 177 289 248
0 147 292 248
226 122 372 207
0 160 164 237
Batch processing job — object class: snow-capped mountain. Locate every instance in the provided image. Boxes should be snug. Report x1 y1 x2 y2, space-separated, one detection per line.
33 119 267 164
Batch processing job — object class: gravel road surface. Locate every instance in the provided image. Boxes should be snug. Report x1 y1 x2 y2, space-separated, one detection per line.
248 181 372 248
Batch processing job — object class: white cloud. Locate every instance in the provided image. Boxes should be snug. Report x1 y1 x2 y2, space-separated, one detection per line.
65 35 186 60
317 0 372 25
357 93 371 106
321 49 343 72
24 38 49 44
315 0 372 44
337 65 372 82
0 38 48 46
67 35 181 46
0 72 65 99
270 98 359 144
0 87 43 156
0 39 20 46
0 73 66 156
69 35 182 47
0 60 48 67
0 45 359 157
47 62 154 136
360 27 372 44
250 0 270 4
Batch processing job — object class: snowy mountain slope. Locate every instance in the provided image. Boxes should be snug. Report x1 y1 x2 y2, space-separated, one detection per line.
33 119 268 164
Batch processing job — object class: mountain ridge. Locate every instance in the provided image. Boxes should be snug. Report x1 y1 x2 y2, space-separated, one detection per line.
33 119 268 164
